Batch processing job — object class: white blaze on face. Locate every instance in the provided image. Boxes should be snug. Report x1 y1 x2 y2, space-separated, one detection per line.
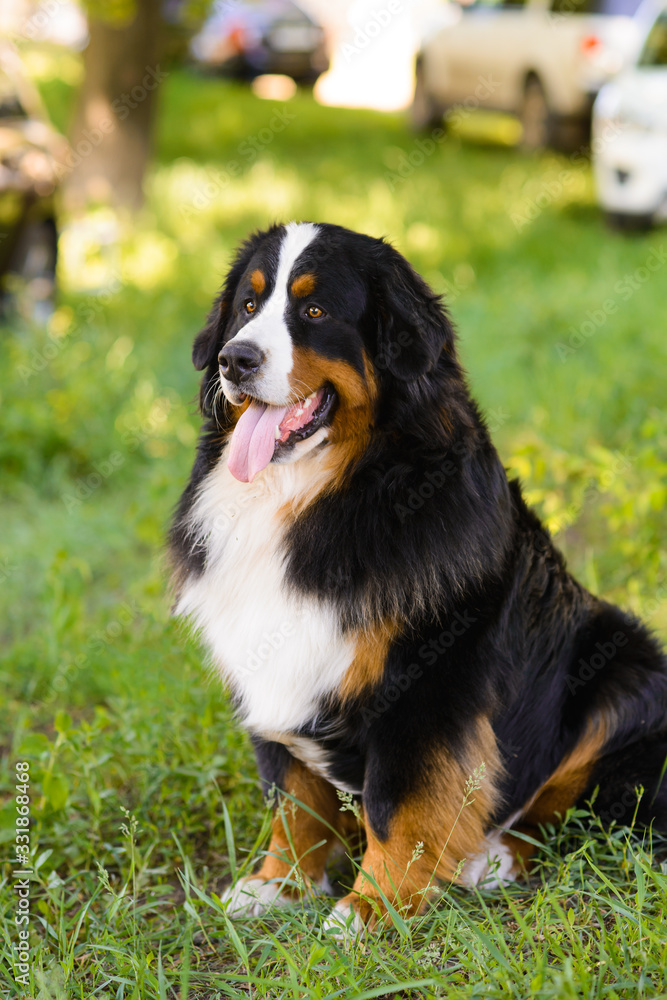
225 221 320 405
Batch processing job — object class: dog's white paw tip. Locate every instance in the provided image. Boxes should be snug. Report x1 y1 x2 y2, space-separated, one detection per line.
461 833 518 890
221 876 290 918
322 900 365 941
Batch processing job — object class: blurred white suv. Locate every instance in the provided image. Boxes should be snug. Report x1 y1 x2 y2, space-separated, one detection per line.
412 0 662 150
592 4 667 227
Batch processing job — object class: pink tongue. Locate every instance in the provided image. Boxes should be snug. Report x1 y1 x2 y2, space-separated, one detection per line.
228 401 288 483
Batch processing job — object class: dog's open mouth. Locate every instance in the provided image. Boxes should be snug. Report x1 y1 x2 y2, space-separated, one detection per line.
227 385 336 483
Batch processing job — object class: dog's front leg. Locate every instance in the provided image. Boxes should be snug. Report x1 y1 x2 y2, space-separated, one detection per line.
223 742 348 917
325 719 501 936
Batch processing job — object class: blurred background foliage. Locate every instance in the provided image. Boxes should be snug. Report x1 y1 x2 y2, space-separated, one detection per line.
0 20 666 996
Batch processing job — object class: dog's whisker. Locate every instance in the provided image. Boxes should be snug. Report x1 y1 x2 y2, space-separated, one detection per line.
207 372 227 429
290 378 318 400
203 377 218 412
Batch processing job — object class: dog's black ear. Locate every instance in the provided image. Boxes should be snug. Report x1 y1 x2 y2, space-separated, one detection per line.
192 293 227 371
375 244 454 380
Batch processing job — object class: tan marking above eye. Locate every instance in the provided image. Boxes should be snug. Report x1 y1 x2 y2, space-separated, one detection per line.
244 299 256 314
250 270 266 295
291 273 317 298
306 305 324 319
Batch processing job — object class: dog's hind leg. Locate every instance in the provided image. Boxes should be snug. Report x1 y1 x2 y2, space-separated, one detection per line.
465 724 667 889
462 718 610 887
578 733 667 831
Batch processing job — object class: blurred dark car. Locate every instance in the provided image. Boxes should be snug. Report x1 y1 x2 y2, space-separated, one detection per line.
0 43 67 320
189 0 329 84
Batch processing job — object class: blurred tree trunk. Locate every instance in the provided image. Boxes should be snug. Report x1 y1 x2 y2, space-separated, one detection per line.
65 0 165 210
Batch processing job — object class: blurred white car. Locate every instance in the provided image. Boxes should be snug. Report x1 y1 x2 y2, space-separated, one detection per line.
412 0 662 150
18 0 88 50
592 4 667 227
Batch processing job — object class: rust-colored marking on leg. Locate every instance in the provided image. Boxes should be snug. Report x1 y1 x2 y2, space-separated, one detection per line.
338 717 503 926
520 718 609 828
254 758 348 892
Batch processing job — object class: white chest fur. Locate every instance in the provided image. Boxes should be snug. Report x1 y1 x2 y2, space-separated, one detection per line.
175 450 355 738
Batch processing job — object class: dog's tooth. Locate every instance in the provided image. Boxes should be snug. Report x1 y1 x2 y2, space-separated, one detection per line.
307 392 317 401
275 425 281 439
295 407 304 416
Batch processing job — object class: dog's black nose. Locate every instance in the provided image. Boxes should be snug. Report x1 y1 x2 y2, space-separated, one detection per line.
219 341 265 385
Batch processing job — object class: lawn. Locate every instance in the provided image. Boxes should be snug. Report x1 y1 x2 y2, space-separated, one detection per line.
1 52 667 999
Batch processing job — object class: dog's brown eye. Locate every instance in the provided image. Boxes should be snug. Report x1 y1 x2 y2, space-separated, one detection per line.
244 299 256 314
306 305 324 319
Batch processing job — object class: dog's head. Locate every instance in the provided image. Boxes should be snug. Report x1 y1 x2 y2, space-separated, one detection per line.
193 221 457 483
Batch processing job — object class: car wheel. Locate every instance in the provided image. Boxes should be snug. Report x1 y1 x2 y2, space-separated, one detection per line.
520 76 552 151
553 115 591 155
604 211 654 232
410 58 444 132
4 217 58 323
291 71 323 89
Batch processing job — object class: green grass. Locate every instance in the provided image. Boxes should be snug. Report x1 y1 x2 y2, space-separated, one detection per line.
1 56 667 998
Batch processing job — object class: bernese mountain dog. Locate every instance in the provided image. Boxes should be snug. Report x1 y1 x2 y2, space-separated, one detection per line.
169 221 667 936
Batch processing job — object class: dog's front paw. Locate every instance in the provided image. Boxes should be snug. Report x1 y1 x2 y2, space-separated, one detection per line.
221 876 292 918
322 896 366 942
460 832 519 889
